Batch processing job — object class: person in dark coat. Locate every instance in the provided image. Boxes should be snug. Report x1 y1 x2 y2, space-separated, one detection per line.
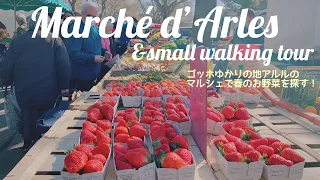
0 14 71 148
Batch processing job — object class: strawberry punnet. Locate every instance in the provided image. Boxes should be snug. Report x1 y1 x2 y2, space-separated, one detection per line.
64 151 88 173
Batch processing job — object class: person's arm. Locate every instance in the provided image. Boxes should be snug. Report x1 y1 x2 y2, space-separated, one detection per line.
65 24 95 65
0 40 15 86
54 37 71 93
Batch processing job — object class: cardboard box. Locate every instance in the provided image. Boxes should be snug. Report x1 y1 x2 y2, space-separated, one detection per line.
262 162 305 180
239 91 262 104
121 89 144 108
220 90 240 102
61 146 111 180
166 119 191 135
208 96 225 108
210 142 264 180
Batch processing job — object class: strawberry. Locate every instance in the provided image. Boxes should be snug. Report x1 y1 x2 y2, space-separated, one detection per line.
128 120 141 127
207 112 222 122
221 106 235 119
100 104 114 121
154 115 165 122
228 128 245 139
116 160 133 170
168 132 179 140
125 113 138 122
243 150 262 162
80 130 97 145
160 152 188 169
157 137 170 145
177 103 188 115
270 142 291 154
115 126 129 136
164 122 173 128
174 148 193 165
114 144 129 154
235 140 255 154
165 127 177 136
249 138 268 149
124 150 150 168
96 120 112 132
268 154 293 166
115 134 130 143
118 119 128 128
127 137 144 149
82 121 96 133
172 135 189 149
221 142 237 154
125 108 137 114
213 135 229 147
64 151 88 173
154 144 170 157
84 160 104 173
168 114 180 122
166 109 177 115
164 103 179 112
96 131 111 145
225 134 241 143
280 148 305 163
140 116 153 124
234 108 251 120
266 137 280 146
114 116 125 123
248 131 262 140
92 143 111 158
90 154 107 165
87 108 103 123
222 122 235 132
151 125 166 141
224 152 243 162
233 120 249 128
131 148 151 157
130 125 147 138
89 102 102 110
256 145 274 158
74 144 93 158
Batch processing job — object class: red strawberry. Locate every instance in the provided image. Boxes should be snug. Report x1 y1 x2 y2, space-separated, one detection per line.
124 150 150 169
127 137 144 149
115 126 129 136
270 142 291 154
249 138 268 149
228 128 245 139
116 160 133 170
207 112 223 122
154 144 170 157
115 134 130 143
100 104 114 121
89 102 102 110
150 125 166 141
221 106 235 119
268 154 293 166
125 113 138 122
117 119 128 128
166 127 177 136
64 151 88 173
172 135 189 149
74 144 93 158
280 148 305 163
266 137 280 146
87 108 103 123
92 143 111 158
168 132 179 140
131 148 151 157
168 114 180 122
114 144 129 154
164 103 179 112
213 135 229 147
160 152 188 169
166 109 177 115
222 122 235 132
225 133 240 141
84 160 104 173
96 131 111 145
174 148 193 165
96 120 112 132
221 142 237 154
238 103 245 108
234 108 251 120
243 150 262 162
156 137 170 145
90 154 107 165
114 115 125 123
80 130 97 145
248 131 262 140
177 103 188 115
164 122 173 128
235 140 255 154
224 152 243 162
82 121 96 133
256 145 274 158
140 116 153 124
125 108 137 114
130 125 147 138
128 120 141 127
233 120 249 128
154 115 165 122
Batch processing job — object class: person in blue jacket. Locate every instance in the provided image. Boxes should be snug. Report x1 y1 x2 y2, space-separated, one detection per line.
65 1 111 91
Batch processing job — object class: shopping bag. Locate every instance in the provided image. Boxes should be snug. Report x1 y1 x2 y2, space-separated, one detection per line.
4 87 21 131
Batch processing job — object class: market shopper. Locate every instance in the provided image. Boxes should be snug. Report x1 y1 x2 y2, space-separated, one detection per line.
13 13 28 38
0 14 71 148
65 1 111 91
112 17 148 56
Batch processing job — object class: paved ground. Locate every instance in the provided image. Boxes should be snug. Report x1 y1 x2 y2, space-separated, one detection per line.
0 88 26 179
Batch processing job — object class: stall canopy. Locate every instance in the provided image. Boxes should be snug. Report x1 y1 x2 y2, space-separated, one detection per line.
0 0 71 30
